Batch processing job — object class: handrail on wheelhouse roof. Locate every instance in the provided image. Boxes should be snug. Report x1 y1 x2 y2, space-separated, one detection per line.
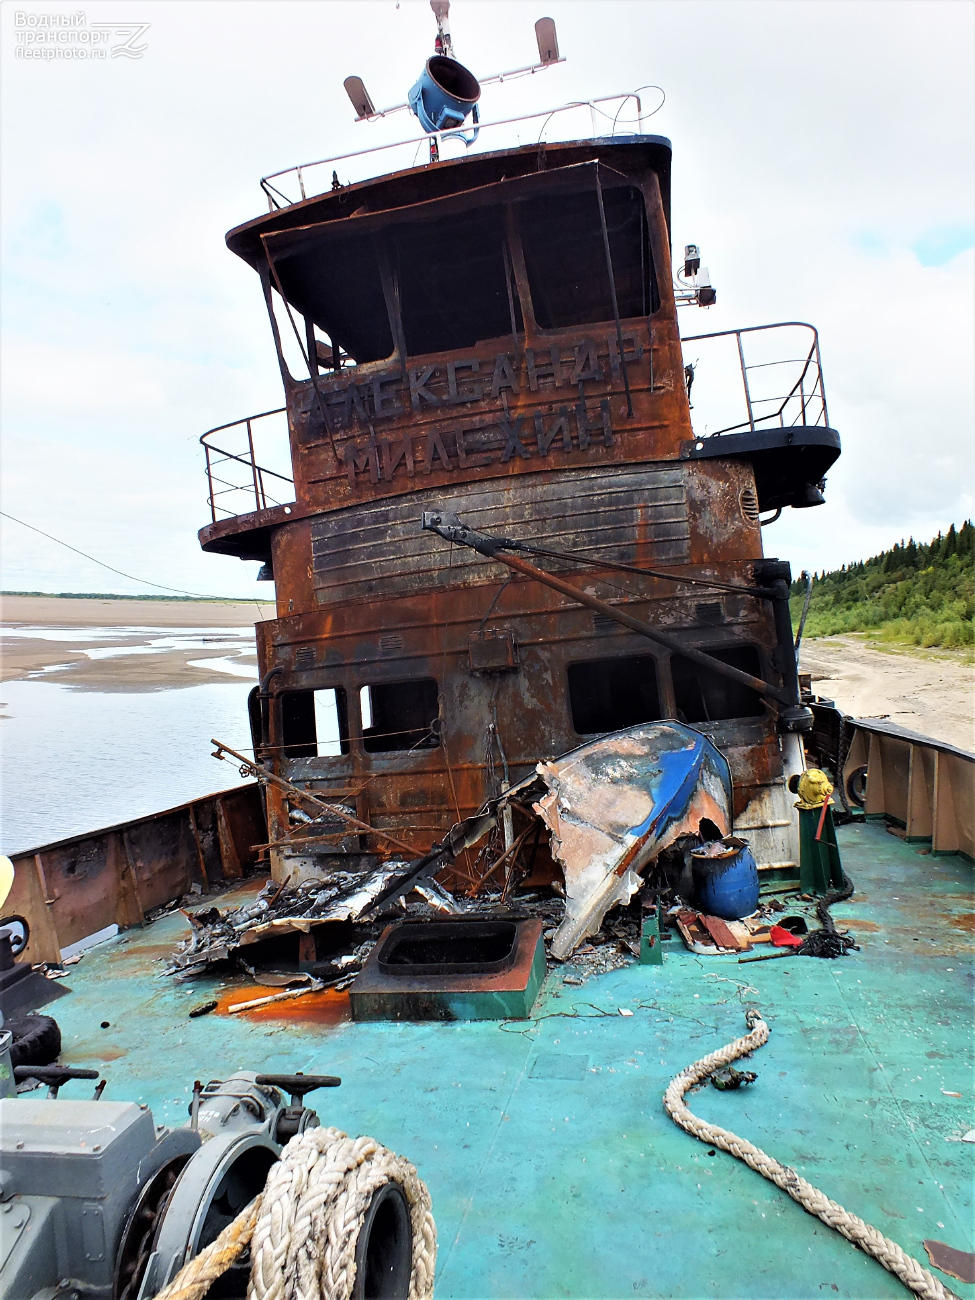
225 136 673 268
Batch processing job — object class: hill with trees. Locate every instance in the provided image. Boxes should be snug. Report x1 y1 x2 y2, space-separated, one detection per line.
790 520 975 649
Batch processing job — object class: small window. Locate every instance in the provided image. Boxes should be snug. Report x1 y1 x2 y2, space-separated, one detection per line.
392 207 522 356
671 646 766 723
281 688 350 759
361 679 440 753
518 186 658 329
568 655 662 735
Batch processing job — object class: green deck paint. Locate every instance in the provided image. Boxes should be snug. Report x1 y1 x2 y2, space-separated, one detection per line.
44 823 973 1299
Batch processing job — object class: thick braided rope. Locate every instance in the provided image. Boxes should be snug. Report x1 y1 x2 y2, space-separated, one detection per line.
248 1126 437 1300
663 1012 959 1300
153 1194 262 1300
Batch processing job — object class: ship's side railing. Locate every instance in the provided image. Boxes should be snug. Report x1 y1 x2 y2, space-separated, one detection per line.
201 408 294 521
260 91 658 209
842 718 975 859
681 321 830 437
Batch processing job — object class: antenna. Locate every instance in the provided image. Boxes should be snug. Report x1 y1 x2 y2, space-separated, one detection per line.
341 5 564 161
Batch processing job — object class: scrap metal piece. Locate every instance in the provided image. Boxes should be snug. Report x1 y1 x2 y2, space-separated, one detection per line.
359 773 540 917
537 722 733 959
923 1241 975 1285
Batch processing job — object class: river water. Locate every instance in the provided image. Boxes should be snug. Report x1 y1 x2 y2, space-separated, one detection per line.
0 625 259 855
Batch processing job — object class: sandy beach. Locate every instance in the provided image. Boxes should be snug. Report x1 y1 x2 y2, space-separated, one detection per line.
1 595 272 690
800 634 975 751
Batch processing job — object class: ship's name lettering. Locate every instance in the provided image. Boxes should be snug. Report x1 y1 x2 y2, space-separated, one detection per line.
341 398 614 488
309 334 644 433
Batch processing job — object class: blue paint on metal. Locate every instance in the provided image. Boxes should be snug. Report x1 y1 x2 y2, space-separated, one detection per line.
692 843 761 919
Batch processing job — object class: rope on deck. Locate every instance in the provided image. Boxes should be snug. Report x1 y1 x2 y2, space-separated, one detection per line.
663 1010 959 1300
152 1127 436 1300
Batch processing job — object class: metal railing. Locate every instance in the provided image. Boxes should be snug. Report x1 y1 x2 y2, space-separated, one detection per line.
201 408 294 522
681 322 829 438
260 90 662 209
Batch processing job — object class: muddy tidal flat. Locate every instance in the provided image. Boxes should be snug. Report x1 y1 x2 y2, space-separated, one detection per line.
1 595 273 690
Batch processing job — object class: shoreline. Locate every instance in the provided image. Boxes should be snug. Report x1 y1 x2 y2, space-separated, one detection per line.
1 594 275 627
2 600 972 748
1 595 268 690
799 633 974 752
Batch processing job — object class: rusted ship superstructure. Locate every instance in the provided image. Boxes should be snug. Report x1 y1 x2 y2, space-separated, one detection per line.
198 128 841 892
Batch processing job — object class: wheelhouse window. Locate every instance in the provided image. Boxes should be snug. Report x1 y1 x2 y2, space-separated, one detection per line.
272 233 394 365
517 185 658 329
392 207 522 356
671 646 766 723
568 655 662 735
361 679 440 753
281 688 350 759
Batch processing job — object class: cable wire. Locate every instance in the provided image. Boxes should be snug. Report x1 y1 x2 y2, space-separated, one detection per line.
0 509 250 603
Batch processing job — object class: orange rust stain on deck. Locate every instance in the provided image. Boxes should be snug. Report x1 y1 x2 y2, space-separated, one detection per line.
842 918 883 933
109 942 179 961
947 913 975 933
215 984 351 1025
62 1045 127 1063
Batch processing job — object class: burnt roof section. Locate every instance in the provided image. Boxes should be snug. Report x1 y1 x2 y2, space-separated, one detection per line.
226 135 672 268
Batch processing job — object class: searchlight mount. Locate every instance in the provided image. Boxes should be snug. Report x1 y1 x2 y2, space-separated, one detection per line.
343 1 564 163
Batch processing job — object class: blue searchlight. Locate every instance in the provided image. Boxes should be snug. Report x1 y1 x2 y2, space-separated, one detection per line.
408 54 481 138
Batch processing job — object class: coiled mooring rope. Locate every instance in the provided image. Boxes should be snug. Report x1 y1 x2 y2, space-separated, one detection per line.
153 1127 436 1300
663 1011 959 1300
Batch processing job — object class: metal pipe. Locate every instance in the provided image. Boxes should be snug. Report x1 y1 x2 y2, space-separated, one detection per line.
737 331 756 431
422 514 791 705
246 419 262 510
794 570 813 654
494 551 789 702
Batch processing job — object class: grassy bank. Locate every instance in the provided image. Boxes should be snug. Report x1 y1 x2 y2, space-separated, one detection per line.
791 521 975 649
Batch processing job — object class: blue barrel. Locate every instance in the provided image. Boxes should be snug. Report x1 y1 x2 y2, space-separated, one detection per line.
691 841 760 920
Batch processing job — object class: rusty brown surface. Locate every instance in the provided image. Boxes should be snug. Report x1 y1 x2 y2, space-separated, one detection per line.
197 139 796 888
6 785 267 962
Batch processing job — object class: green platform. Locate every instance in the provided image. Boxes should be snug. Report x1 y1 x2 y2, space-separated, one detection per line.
45 822 974 1299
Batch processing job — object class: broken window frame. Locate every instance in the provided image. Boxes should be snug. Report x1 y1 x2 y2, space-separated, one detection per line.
257 162 669 385
278 686 352 760
668 643 770 726
513 178 660 336
359 677 442 755
566 651 666 737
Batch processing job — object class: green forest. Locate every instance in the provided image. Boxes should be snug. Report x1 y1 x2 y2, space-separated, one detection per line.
790 520 975 649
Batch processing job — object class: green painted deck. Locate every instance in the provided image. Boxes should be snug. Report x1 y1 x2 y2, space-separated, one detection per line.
47 822 973 1299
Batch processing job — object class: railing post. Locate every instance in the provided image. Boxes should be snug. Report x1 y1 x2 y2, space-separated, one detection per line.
736 331 756 431
246 419 262 510
816 336 829 427
205 445 216 523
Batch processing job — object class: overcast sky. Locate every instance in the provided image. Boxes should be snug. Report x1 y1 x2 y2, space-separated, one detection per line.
2 0 972 599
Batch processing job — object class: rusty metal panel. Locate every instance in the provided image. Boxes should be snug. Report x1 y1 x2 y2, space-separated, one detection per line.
7 785 267 953
310 461 689 603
